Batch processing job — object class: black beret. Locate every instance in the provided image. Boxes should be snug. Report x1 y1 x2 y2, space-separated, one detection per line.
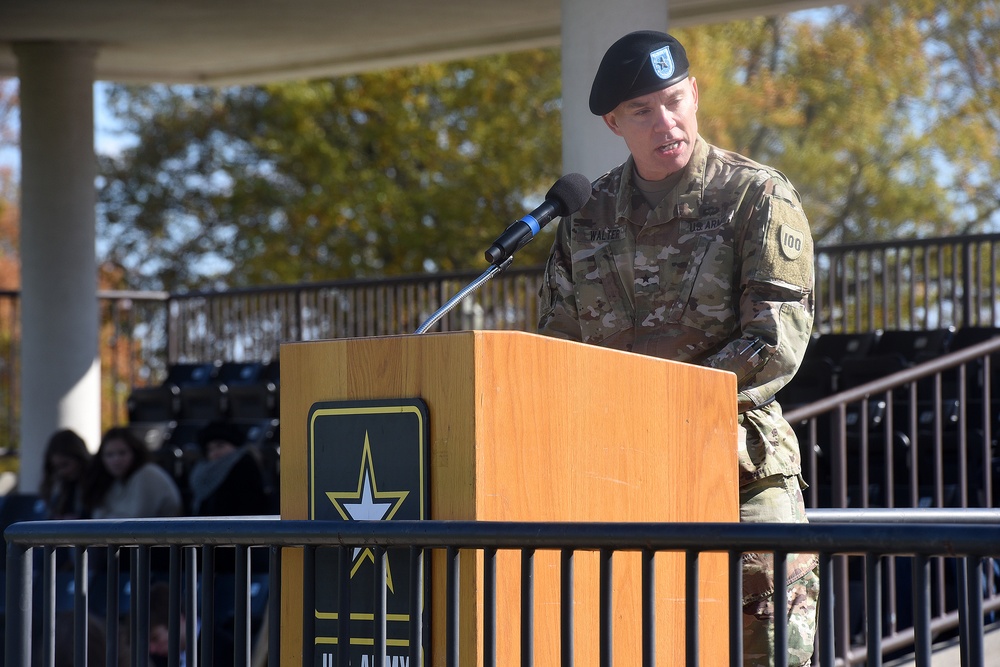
589 31 690 115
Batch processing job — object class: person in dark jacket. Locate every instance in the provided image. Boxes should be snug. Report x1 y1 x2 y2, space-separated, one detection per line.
188 421 273 665
188 421 272 517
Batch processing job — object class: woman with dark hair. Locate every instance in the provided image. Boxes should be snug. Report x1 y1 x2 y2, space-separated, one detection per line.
40 428 92 520
81 426 182 520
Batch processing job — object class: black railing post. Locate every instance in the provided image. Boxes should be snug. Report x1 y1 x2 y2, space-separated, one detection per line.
642 548 655 667
373 546 387 667
818 552 835 667
964 556 985 666
561 549 574 667
268 545 282 667
74 545 89 667
166 295 178 363
409 546 425 667
201 546 216 667
107 546 121 667
962 240 974 327
295 287 305 342
729 550 744 667
235 545 251 667
446 546 460 667
484 547 496 667
600 548 613 667
865 553 882 667
521 548 535 667
336 545 351 667
686 550 699 667
4 542 32 667
41 546 55 667
135 546 151 667
168 545 182 667
773 551 788 667
912 554 932 667
186 546 199 667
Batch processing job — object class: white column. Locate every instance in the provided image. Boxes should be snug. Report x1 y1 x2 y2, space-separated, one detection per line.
560 0 669 178
15 42 101 492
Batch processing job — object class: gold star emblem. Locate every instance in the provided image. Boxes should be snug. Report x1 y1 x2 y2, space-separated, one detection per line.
325 431 409 591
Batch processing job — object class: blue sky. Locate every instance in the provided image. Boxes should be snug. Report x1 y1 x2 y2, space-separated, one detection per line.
0 80 134 179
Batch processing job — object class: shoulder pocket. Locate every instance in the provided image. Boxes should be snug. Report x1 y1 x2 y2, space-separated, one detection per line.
752 198 813 289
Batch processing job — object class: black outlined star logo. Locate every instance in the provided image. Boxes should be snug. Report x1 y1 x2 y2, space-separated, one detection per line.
325 431 409 591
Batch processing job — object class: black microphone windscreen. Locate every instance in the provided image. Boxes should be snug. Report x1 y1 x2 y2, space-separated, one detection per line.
545 173 593 217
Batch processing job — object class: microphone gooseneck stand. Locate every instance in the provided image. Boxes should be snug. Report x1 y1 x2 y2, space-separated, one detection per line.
413 257 514 334
413 172 593 334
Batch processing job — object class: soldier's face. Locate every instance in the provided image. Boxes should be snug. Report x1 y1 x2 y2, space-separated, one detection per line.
603 77 699 181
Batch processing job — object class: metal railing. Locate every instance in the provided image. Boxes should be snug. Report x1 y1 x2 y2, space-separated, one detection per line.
0 235 997 665
161 233 1000 365
784 336 1000 662
0 233 998 454
815 234 1000 334
786 335 1000 513
162 265 545 363
4 512 1000 667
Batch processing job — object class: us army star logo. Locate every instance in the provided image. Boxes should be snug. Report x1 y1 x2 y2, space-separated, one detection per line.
325 431 408 587
306 397 429 667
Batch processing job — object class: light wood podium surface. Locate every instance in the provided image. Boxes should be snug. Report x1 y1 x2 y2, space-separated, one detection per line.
280 330 739 666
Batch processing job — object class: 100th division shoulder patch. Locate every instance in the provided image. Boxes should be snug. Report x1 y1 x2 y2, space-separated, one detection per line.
779 223 805 260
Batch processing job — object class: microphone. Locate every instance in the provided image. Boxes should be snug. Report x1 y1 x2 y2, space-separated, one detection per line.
416 173 591 334
484 173 592 265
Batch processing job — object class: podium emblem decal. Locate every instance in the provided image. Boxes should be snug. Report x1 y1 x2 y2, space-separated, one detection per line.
307 398 430 667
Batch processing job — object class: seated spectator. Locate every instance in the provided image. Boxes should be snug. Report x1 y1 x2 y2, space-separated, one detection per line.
148 581 187 667
188 421 272 518
45 610 116 667
188 422 273 665
39 428 91 520
81 427 183 520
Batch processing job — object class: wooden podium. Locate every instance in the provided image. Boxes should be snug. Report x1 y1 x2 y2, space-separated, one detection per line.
280 330 739 666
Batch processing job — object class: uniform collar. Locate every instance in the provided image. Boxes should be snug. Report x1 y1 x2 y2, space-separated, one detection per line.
614 135 709 225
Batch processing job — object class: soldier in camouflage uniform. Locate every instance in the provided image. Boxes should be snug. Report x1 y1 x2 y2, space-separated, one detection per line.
537 31 819 665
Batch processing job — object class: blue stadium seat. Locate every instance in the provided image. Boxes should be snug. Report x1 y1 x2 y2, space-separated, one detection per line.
178 361 269 421
128 361 223 422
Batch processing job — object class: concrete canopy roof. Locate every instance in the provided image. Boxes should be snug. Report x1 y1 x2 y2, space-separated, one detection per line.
0 0 838 85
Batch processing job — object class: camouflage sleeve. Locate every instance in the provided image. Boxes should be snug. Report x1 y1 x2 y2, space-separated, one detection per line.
537 216 584 341
702 178 814 412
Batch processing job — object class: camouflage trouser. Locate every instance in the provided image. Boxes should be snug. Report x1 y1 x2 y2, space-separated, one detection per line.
740 474 820 667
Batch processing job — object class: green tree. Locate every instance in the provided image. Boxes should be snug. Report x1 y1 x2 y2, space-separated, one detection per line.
679 4 958 245
680 1 1000 244
916 0 1000 235
98 49 563 290
98 1 1000 290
